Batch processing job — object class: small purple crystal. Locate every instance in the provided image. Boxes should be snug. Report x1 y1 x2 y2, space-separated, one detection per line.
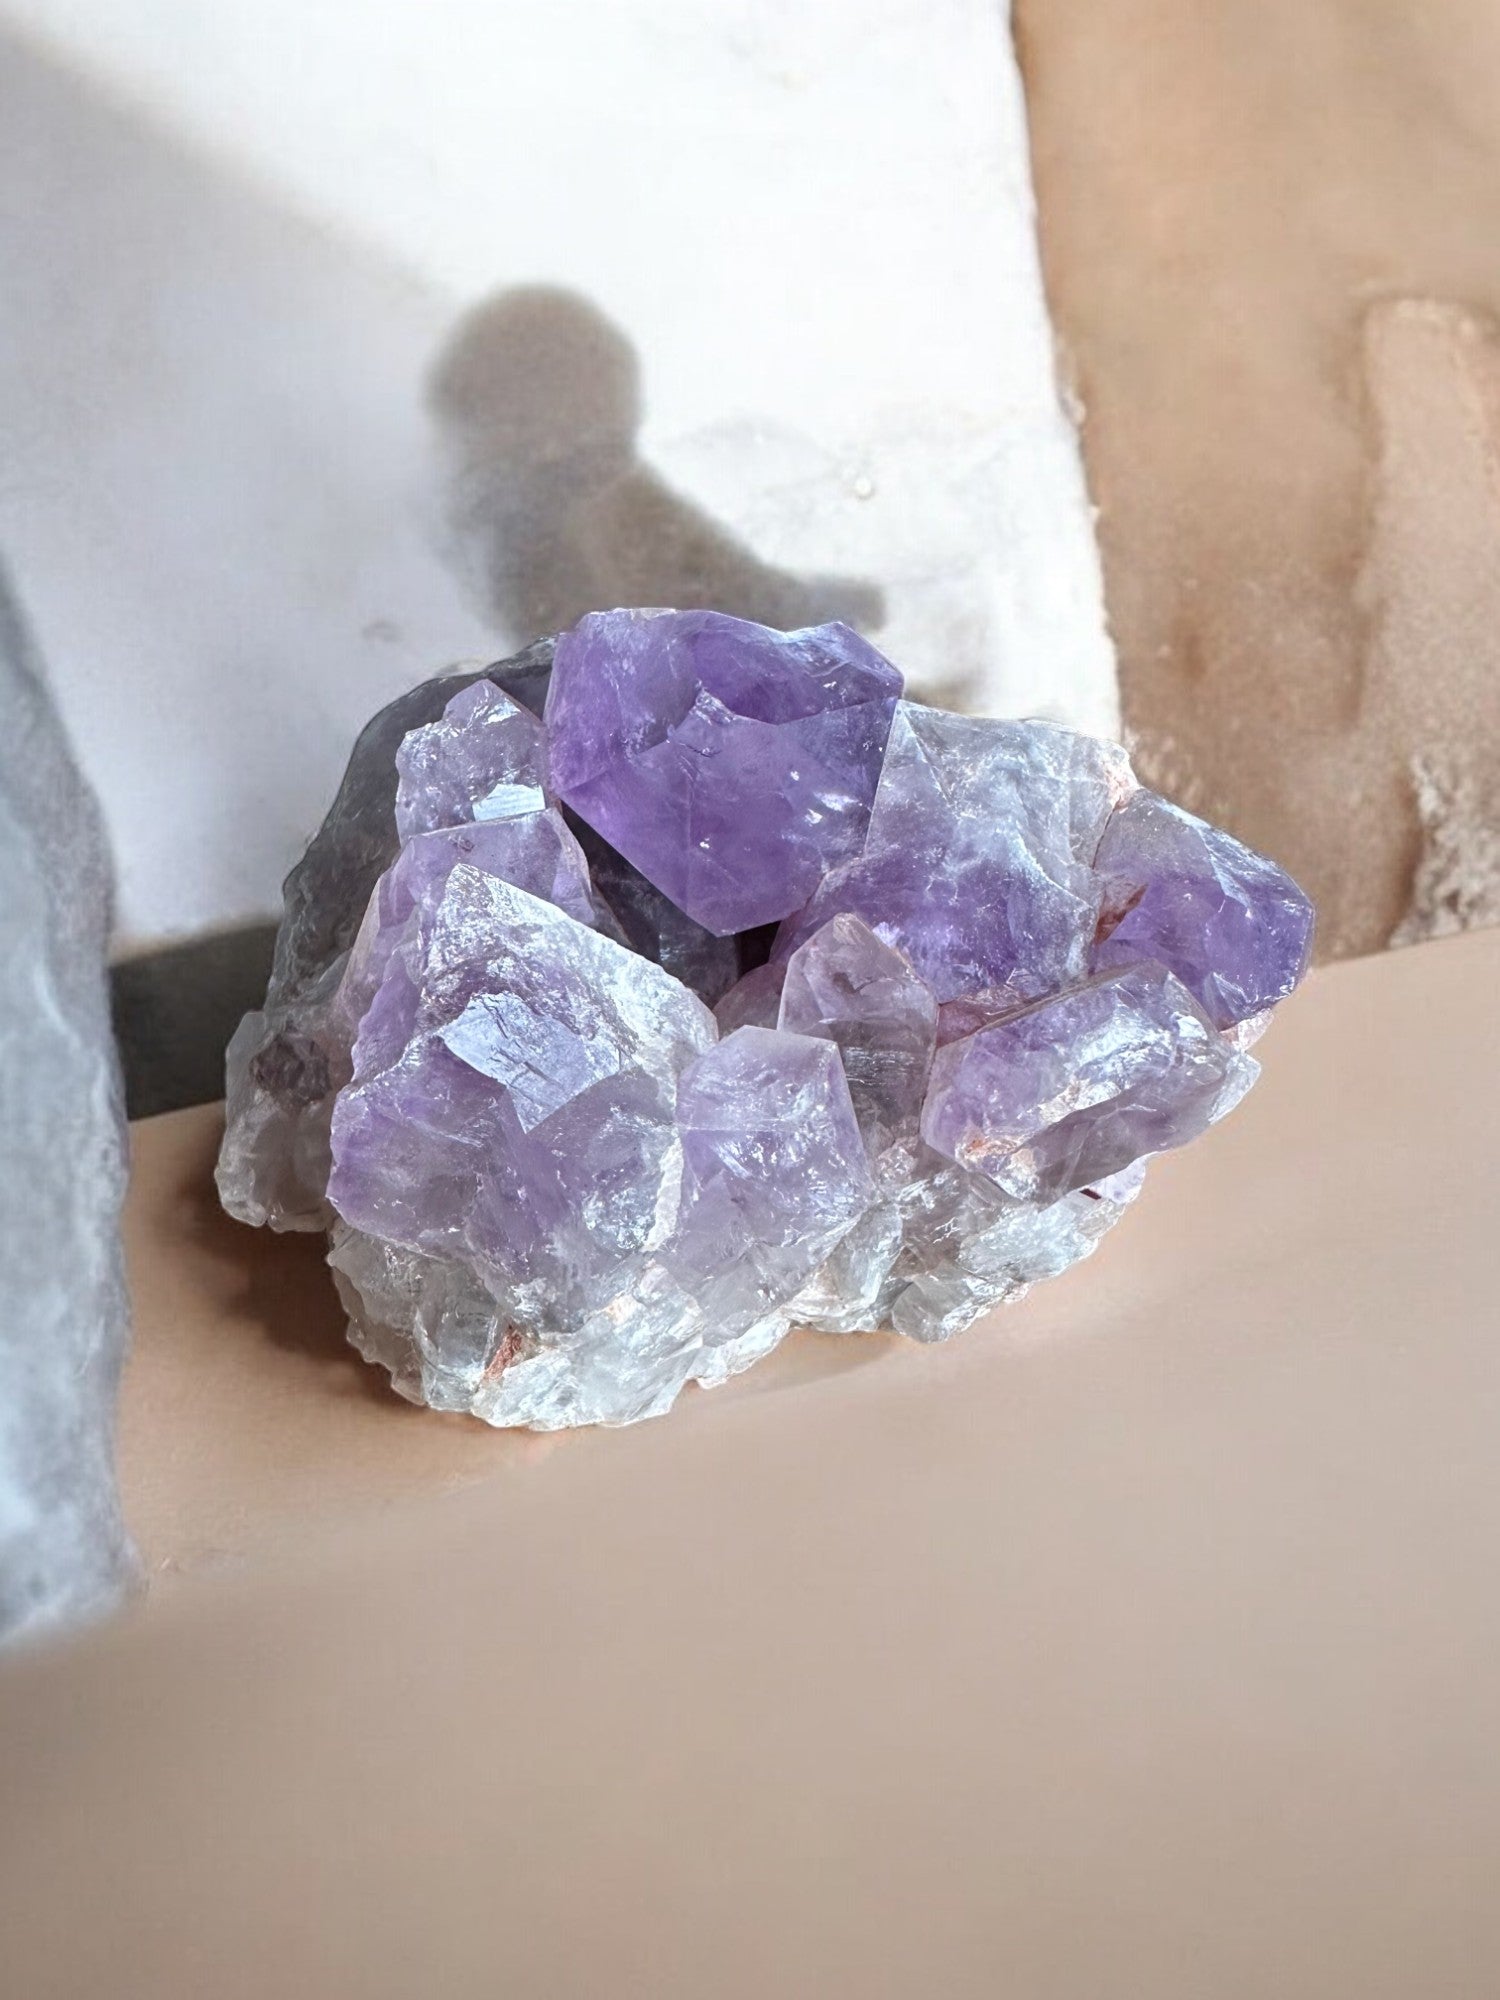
1091 789 1314 1028
218 610 1314 1432
920 963 1255 1203
217 641 557 1233
777 914 937 1157
545 608 902 935
394 680 549 839
671 1026 874 1308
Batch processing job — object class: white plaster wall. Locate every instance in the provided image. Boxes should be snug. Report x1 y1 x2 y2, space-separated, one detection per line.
0 1 1115 943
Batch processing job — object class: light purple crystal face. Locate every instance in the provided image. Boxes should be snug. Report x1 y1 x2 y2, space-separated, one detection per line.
330 869 714 1305
545 609 902 935
394 680 549 839
1091 790 1315 1028
920 964 1256 1204
218 612 1314 1432
777 914 937 1158
670 1026 874 1312
338 814 601 1042
773 704 1134 1002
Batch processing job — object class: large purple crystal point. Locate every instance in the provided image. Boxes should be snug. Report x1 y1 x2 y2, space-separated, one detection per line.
774 704 1134 1002
777 914 937 1157
920 963 1256 1203
545 608 902 935
1091 790 1314 1028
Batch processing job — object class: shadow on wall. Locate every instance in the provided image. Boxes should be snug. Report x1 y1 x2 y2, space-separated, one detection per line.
428 286 886 640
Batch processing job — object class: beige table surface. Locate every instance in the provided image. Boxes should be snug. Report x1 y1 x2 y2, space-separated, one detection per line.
2 928 1498 1996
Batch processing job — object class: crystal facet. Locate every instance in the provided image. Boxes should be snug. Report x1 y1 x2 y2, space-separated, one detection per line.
394 679 550 838
777 914 937 1158
670 1026 875 1320
546 608 903 934
714 958 788 1036
773 703 1134 1001
1091 789 1315 1028
219 610 1312 1431
920 964 1255 1203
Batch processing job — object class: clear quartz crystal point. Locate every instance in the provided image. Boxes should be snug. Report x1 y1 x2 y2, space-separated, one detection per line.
219 611 1312 1428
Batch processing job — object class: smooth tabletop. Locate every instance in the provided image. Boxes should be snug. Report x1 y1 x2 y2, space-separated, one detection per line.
3 928 1498 1997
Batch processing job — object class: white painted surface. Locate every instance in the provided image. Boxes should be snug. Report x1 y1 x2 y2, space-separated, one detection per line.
0 2 1115 944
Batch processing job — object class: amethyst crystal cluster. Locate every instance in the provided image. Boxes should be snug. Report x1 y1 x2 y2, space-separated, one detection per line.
218 610 1313 1428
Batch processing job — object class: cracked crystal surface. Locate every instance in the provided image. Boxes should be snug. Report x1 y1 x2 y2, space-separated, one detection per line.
219 610 1312 1428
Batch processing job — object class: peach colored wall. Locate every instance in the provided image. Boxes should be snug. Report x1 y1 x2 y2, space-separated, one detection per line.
1020 0 1500 958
